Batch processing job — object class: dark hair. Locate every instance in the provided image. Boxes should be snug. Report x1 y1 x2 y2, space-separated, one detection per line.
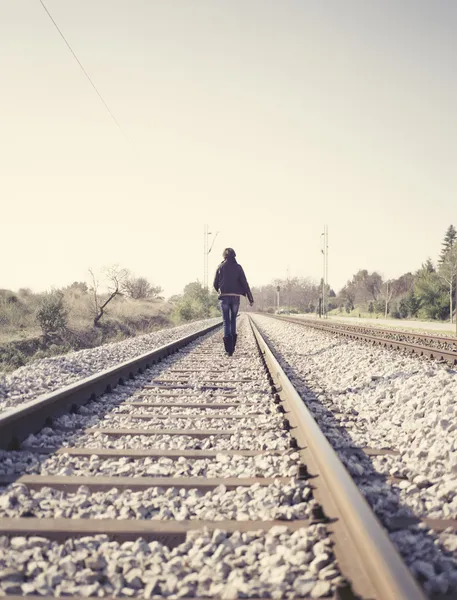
223 248 236 259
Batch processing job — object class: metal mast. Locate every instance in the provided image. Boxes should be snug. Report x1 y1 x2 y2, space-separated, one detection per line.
203 224 218 290
203 224 208 289
321 225 329 318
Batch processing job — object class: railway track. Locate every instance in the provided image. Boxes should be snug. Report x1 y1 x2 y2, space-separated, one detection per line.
0 316 425 599
266 315 457 364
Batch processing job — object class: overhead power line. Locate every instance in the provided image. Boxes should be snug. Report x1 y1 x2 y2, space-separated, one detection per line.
39 0 128 140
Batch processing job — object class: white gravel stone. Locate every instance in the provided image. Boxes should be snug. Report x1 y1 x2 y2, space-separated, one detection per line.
0 318 221 414
23 428 292 451
253 314 457 593
0 318 345 597
0 450 300 479
0 527 341 597
0 480 316 521
53 412 282 432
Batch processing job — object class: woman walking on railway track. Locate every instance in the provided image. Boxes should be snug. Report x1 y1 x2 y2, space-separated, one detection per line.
213 248 254 356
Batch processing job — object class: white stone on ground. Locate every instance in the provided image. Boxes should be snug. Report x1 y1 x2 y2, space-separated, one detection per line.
0 318 221 414
0 480 315 521
0 526 342 597
23 429 292 452
0 451 299 479
252 314 457 592
0 319 343 597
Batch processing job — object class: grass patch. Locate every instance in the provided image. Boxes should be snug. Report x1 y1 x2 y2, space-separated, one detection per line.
0 289 174 373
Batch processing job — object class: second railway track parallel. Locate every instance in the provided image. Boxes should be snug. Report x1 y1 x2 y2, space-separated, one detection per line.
0 316 425 599
267 314 457 364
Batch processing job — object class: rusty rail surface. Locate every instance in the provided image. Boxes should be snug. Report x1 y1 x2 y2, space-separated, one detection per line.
266 314 457 364
249 315 426 600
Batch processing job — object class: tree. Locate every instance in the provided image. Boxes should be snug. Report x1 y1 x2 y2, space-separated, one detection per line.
423 258 435 273
406 291 420 317
336 270 383 309
439 225 457 265
391 273 414 297
18 288 33 298
183 281 207 302
89 266 128 327
365 272 383 301
172 280 219 321
338 283 356 312
380 281 394 318
66 282 88 294
327 288 337 311
175 298 198 321
398 298 409 319
438 245 457 324
391 298 409 319
123 275 162 300
414 262 448 320
250 277 322 314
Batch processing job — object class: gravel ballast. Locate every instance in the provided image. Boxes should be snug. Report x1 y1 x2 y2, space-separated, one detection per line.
0 319 347 597
0 526 342 598
23 429 292 452
0 318 221 414
0 480 315 521
253 314 457 595
0 451 299 479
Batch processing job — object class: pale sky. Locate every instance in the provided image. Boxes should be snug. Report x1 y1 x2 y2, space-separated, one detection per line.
1 1 456 296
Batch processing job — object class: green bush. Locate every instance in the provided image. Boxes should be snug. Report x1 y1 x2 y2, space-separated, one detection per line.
36 292 68 336
0 345 27 369
390 297 410 319
174 299 200 322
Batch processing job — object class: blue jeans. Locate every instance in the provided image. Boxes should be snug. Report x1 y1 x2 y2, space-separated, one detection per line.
219 295 240 337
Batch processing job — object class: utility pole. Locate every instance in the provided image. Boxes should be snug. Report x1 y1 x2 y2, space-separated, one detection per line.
325 225 329 317
203 224 208 290
203 224 219 317
384 281 389 319
320 225 329 318
451 270 457 336
276 286 280 312
203 224 218 290
287 266 291 314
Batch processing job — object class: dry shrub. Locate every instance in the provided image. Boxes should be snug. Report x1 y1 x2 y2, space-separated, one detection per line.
36 292 68 337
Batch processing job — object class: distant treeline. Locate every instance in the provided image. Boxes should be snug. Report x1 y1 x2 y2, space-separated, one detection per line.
251 225 457 321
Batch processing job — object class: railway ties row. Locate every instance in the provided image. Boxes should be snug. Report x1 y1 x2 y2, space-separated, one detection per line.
0 320 348 599
0 316 425 598
270 314 457 364
253 314 457 597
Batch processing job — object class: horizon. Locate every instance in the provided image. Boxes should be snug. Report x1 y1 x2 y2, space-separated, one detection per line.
2 1 456 298
1 231 447 299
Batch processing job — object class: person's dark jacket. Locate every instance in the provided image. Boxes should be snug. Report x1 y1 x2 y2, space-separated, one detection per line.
213 257 254 304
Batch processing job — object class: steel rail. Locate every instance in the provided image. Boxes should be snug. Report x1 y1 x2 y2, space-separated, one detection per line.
333 324 456 344
248 315 426 600
283 315 457 344
0 321 222 451
268 314 457 364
